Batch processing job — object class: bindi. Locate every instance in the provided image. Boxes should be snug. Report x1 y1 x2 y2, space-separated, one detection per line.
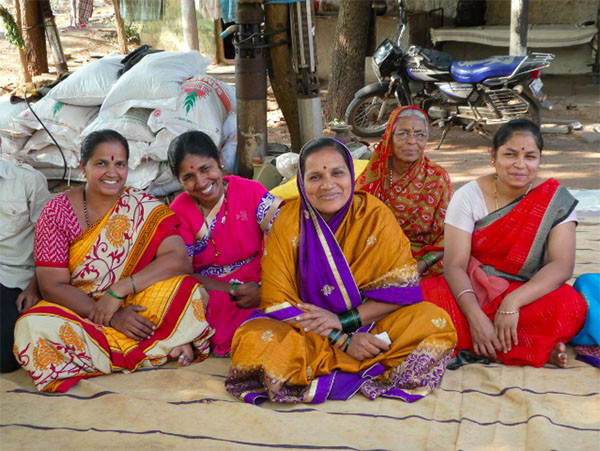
190 166 194 169
111 155 114 161
323 166 327 169
522 147 525 151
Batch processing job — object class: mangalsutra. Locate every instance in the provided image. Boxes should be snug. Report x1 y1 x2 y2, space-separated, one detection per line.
82 187 91 228
388 166 395 189
493 176 532 211
203 193 228 258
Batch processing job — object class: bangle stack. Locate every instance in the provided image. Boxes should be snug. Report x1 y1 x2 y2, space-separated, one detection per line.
328 329 344 346
338 308 362 333
106 288 126 300
422 253 438 267
328 329 353 352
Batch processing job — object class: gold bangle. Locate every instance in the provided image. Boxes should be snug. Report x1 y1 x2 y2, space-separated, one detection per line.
496 309 519 315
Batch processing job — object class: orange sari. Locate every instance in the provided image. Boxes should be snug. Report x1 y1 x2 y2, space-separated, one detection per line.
357 106 452 278
14 188 213 392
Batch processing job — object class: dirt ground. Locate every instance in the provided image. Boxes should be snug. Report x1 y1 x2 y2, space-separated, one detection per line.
1 0 599 189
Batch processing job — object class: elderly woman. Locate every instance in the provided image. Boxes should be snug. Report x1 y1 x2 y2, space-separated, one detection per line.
357 106 452 278
422 119 587 368
225 138 456 404
168 131 282 356
14 130 213 392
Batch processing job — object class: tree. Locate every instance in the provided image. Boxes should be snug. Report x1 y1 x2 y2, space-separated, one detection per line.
325 0 373 122
110 0 128 54
21 0 48 75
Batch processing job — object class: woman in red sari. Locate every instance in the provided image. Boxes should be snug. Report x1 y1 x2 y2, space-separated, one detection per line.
357 106 451 278
422 119 587 367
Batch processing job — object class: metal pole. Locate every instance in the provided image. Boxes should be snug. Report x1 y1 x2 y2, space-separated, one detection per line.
509 0 529 56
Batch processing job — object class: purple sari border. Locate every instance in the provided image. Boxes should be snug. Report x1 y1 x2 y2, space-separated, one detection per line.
361 286 423 305
575 354 600 368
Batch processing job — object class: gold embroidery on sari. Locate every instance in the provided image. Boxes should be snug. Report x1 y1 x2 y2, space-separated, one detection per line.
33 338 63 371
431 318 447 329
321 285 335 296
59 323 85 351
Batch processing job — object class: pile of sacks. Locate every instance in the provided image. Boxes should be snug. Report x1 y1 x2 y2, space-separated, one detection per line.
0 51 237 195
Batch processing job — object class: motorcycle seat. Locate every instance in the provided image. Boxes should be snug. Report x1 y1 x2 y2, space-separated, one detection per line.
418 48 453 71
451 56 526 83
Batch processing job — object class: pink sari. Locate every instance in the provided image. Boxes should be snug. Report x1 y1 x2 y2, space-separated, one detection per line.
170 176 282 355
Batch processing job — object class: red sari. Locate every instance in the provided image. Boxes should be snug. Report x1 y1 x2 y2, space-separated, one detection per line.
422 179 587 367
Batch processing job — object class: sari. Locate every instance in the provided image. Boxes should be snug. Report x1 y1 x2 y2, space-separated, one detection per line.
225 144 456 404
357 106 452 278
170 175 282 355
571 273 600 367
14 188 214 392
422 179 587 367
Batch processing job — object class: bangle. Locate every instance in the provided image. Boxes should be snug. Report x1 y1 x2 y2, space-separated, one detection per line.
328 329 343 346
106 287 126 300
455 288 475 302
338 308 362 333
497 309 519 315
422 253 438 267
130 276 136 294
230 282 240 295
343 334 352 352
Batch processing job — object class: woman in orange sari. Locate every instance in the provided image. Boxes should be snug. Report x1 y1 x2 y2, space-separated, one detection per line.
225 138 456 404
14 130 213 392
422 119 587 367
357 106 451 278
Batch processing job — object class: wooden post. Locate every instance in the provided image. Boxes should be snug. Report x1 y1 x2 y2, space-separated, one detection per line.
21 0 48 75
110 0 128 54
181 0 199 51
509 0 529 56
13 0 32 82
214 19 225 63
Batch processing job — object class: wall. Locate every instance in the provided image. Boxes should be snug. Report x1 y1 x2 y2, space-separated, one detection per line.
139 0 217 60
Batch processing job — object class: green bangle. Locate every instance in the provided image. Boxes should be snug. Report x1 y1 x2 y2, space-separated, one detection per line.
130 276 136 294
422 253 438 267
338 308 362 333
106 288 126 300
230 282 240 294
328 329 343 346
343 334 352 352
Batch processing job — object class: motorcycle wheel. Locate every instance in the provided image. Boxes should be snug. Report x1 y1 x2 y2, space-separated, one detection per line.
345 94 402 138
479 93 541 138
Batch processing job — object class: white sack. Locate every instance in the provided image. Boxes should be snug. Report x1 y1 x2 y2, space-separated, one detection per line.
82 108 155 143
25 142 80 169
0 98 33 138
100 51 211 119
126 160 161 190
147 75 235 146
46 54 125 106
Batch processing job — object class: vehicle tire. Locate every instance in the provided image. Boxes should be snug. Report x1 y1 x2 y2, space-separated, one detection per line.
523 93 541 125
345 93 401 138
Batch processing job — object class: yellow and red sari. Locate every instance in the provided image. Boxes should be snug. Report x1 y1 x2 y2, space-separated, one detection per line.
14 188 213 392
357 106 452 278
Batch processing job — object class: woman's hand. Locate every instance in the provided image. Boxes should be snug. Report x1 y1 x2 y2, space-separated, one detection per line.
494 296 520 353
110 305 156 341
230 282 261 309
88 293 123 326
346 333 390 361
295 303 342 336
468 311 502 359
16 287 41 313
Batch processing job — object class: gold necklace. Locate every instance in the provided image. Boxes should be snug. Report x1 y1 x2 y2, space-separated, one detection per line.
494 176 532 211
388 166 394 189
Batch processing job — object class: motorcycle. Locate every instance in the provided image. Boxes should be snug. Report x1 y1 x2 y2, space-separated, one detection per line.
345 0 554 147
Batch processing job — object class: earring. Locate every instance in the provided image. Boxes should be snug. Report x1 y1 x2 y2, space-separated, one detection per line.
220 164 225 169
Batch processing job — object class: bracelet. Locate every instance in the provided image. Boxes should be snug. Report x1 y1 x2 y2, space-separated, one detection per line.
106 287 126 300
130 276 136 294
230 282 240 294
455 288 475 302
496 309 520 315
422 253 438 267
343 334 352 352
328 329 343 346
338 308 362 333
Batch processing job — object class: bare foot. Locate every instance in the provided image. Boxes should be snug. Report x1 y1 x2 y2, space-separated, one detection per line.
548 342 568 367
169 343 194 367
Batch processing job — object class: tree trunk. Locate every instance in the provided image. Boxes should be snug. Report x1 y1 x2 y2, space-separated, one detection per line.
265 3 302 152
13 0 32 82
181 0 199 51
324 0 372 123
21 0 48 76
110 0 128 54
509 0 529 56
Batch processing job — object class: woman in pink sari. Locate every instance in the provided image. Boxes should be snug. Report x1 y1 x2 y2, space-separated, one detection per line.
168 131 283 355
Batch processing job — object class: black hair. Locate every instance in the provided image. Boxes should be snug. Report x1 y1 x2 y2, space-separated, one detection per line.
492 119 543 157
167 130 220 177
299 137 350 176
81 129 129 166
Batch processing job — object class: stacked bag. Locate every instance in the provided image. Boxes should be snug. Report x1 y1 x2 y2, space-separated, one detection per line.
0 50 237 194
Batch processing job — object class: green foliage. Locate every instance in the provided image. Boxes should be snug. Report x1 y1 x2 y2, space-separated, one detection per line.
124 21 140 42
0 6 26 51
